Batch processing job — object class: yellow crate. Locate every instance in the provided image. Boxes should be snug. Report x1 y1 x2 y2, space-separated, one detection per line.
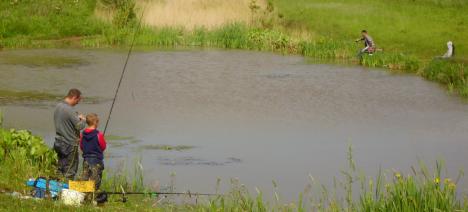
69 180 95 193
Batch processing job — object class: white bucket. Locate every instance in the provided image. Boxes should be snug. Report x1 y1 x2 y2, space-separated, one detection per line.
61 189 85 206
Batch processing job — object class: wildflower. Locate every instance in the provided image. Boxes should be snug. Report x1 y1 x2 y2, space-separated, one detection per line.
443 178 456 190
434 177 440 184
448 182 456 190
444 178 452 185
395 172 402 179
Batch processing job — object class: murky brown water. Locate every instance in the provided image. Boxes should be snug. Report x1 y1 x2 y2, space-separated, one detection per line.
1 49 468 199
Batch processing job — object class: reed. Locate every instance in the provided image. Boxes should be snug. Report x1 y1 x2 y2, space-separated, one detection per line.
422 59 468 97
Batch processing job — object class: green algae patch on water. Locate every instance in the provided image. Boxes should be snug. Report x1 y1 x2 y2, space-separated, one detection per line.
0 90 62 102
106 135 135 141
0 90 105 104
0 54 86 68
139 144 195 151
107 140 128 148
106 135 142 148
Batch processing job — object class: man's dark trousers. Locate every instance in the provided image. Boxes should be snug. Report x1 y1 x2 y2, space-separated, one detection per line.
54 140 79 180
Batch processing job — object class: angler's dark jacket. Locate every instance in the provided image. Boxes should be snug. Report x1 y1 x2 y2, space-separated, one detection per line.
80 128 106 162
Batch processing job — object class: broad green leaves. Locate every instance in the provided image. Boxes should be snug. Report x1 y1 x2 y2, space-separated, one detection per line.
0 128 57 169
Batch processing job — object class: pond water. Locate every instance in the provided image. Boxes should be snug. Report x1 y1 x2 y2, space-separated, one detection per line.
1 49 468 200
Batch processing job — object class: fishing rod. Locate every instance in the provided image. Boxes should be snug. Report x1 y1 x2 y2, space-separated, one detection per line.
103 191 219 196
103 8 146 135
96 190 220 203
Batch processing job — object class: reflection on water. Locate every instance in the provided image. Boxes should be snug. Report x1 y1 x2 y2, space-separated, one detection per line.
1 49 468 200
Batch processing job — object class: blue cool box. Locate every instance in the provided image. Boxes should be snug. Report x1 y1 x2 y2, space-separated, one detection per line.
26 178 69 198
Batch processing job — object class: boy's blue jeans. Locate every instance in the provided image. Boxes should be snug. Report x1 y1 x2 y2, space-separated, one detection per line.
81 158 104 190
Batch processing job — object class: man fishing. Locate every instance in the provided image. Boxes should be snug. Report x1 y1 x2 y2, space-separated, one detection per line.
355 30 375 56
53 88 86 180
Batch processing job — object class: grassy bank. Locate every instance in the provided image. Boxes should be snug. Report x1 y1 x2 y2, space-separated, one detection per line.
1 125 467 211
271 0 467 59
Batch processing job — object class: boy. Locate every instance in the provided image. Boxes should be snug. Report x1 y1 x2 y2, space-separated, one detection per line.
80 113 106 190
355 30 375 56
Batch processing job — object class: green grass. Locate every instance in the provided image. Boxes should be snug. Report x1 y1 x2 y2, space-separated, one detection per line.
0 0 106 40
271 0 467 59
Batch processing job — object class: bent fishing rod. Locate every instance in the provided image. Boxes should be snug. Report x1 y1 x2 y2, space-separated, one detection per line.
103 9 146 136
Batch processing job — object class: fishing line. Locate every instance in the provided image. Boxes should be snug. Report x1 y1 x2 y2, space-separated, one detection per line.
103 7 146 135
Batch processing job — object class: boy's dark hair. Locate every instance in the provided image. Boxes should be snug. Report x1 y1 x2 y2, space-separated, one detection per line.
86 113 99 126
66 88 81 98
361 30 367 33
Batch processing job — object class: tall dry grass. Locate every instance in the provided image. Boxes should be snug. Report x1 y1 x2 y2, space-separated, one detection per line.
95 0 267 30
140 0 266 29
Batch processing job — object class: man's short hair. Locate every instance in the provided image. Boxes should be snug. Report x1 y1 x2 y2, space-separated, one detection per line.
86 113 99 126
361 30 367 33
66 88 81 98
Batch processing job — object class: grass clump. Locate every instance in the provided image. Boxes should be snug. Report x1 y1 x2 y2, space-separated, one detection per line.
334 147 466 211
100 0 137 28
422 59 468 97
360 53 420 72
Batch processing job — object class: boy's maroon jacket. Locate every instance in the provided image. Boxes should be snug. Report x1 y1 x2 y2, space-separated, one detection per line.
80 128 106 161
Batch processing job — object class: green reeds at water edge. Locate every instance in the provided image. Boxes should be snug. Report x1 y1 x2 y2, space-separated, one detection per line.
360 53 420 72
0 126 467 211
422 59 468 97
